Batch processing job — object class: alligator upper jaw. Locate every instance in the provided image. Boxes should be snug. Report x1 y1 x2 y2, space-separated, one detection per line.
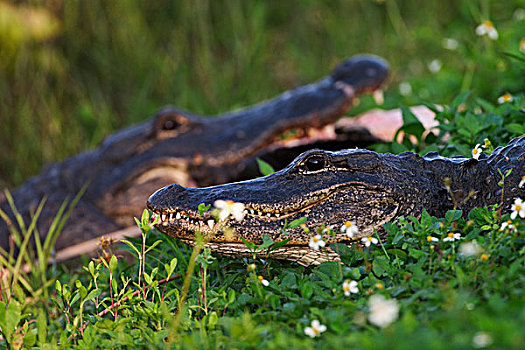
147 180 400 246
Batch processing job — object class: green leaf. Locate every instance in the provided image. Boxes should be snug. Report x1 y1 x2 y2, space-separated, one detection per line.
240 237 256 251
399 104 425 141
109 255 118 273
3 301 21 341
84 288 102 302
269 238 290 252
144 239 163 254
285 217 307 229
300 282 314 299
257 234 275 250
409 248 426 260
208 312 218 329
198 203 211 216
281 274 297 290
23 325 37 347
422 102 442 114
445 210 462 223
372 256 390 277
165 257 178 276
391 141 408 154
451 90 472 110
256 158 275 176
121 239 141 257
36 308 47 345
55 280 62 297
506 123 525 134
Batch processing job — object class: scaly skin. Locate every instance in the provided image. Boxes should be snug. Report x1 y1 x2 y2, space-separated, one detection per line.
1 55 389 252
148 136 525 266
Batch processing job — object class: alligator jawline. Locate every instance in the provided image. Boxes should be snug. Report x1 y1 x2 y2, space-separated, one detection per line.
151 183 380 233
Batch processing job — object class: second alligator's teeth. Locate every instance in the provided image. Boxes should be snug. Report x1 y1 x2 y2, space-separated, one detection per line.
161 214 166 221
207 220 215 229
176 212 181 220
373 89 384 105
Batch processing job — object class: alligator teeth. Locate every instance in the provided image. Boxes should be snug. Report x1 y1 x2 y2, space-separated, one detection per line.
207 220 215 229
243 209 248 214
250 209 255 215
169 213 174 221
373 89 384 105
266 213 271 217
275 213 280 218
176 212 181 220
161 214 167 221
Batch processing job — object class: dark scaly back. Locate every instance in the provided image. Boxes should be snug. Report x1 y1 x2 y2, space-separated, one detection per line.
486 136 525 207
435 136 525 214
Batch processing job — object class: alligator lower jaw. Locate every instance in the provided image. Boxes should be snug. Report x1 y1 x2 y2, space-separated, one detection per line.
148 184 389 239
178 240 343 266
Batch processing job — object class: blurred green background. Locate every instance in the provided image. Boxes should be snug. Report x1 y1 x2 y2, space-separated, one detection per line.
1 0 524 188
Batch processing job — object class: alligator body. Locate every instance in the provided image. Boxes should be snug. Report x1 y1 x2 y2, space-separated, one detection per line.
1 55 388 252
148 136 525 266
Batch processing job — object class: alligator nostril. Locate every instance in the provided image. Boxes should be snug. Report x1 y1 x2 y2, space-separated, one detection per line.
365 68 377 77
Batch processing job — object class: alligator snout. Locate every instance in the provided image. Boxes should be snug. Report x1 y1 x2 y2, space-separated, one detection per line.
147 183 186 212
330 54 389 92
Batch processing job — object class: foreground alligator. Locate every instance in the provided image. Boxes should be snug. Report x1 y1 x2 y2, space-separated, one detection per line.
1 55 388 252
148 136 525 266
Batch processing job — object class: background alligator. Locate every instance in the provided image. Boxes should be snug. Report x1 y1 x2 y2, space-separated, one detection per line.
1 55 388 252
148 136 525 266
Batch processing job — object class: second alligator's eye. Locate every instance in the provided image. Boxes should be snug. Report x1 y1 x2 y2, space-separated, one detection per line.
304 155 326 171
162 119 182 130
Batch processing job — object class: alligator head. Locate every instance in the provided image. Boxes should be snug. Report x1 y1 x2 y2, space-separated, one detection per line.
94 54 389 224
1 55 389 251
148 136 525 266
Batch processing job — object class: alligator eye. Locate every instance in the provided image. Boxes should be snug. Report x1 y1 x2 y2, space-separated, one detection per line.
304 155 326 171
162 119 182 130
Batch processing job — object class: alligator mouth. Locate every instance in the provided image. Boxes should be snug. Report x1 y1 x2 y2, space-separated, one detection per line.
148 183 387 237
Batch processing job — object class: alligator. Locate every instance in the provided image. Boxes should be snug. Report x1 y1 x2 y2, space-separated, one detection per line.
1 55 389 252
148 136 525 266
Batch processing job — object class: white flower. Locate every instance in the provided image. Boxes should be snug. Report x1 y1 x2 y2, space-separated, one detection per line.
475 20 498 40
442 38 459 50
499 220 517 233
321 226 333 235
361 236 378 247
519 175 525 188
510 198 525 219
398 81 412 96
309 234 326 250
459 241 483 257
514 8 525 21
426 235 439 243
213 200 245 221
258 275 269 287
368 295 399 328
304 320 327 338
472 144 482 160
343 280 359 296
497 93 513 104
340 221 358 238
428 59 442 73
443 232 461 242
472 331 493 348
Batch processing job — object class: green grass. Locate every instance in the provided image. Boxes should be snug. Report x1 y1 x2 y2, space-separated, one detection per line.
1 1 525 349
1 0 524 187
